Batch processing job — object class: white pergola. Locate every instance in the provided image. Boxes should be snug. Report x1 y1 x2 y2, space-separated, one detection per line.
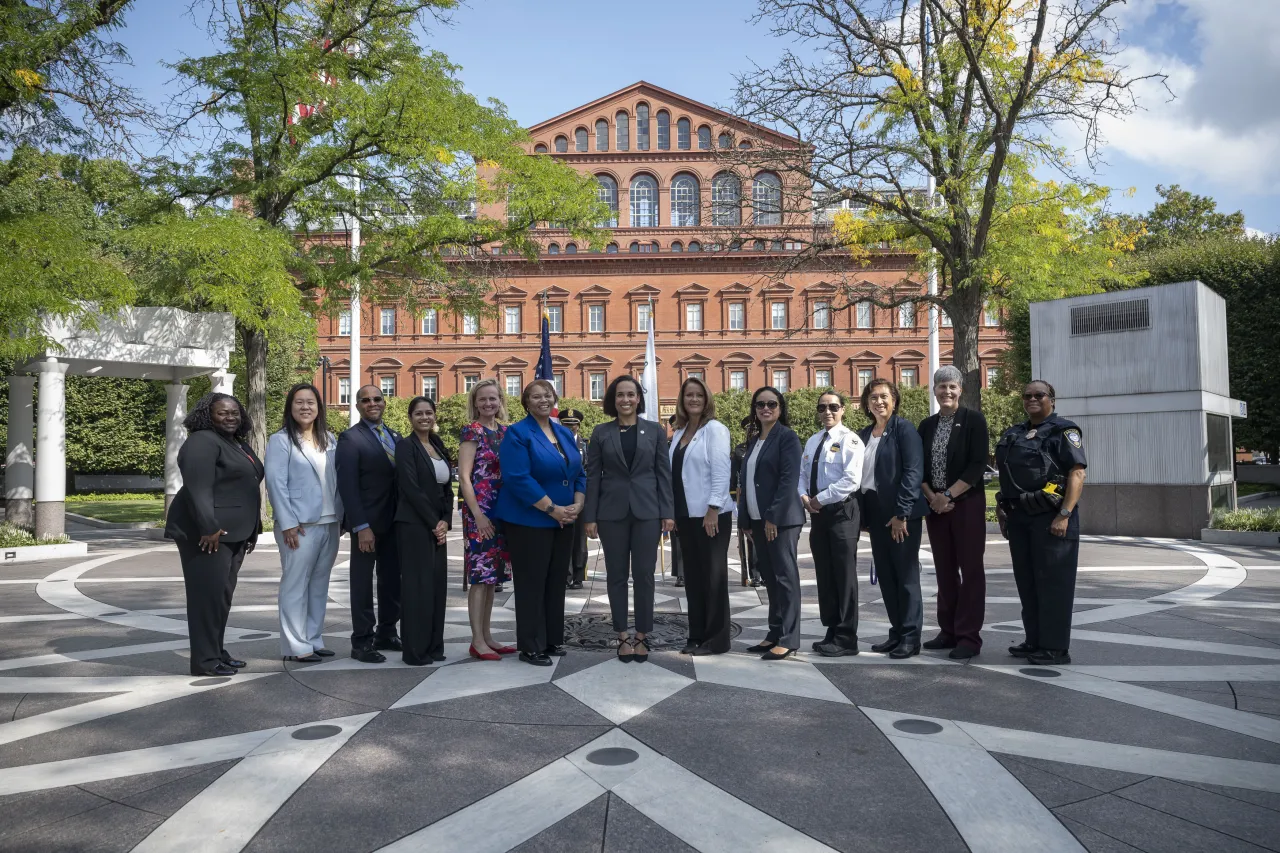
4 307 236 538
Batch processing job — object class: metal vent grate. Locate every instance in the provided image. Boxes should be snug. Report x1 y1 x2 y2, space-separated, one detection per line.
1070 299 1151 336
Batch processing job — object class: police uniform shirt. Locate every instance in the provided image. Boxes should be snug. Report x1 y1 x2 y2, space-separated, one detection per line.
997 413 1088 532
799 424 865 505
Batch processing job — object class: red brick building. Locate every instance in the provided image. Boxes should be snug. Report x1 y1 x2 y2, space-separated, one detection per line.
316 82 1007 412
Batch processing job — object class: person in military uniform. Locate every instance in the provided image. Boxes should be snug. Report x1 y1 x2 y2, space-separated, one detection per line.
995 380 1088 666
732 416 763 588
560 409 590 590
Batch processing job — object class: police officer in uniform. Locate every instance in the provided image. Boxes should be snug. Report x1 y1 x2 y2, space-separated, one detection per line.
560 409 590 590
995 380 1088 666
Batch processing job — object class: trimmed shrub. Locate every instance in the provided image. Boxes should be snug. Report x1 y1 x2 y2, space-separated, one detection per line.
1211 508 1280 533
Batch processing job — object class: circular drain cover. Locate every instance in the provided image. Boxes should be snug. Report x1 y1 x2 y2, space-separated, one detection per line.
561 613 740 650
1019 668 1061 678
190 677 231 687
893 719 944 735
100 611 127 616
239 632 270 639
587 748 639 766
292 725 342 740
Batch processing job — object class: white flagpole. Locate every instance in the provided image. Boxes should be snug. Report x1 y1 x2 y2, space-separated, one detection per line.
641 296 659 422
348 175 362 426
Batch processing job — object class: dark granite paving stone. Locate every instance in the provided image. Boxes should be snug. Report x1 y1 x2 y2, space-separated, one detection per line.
1236 695 1280 716
0 801 163 853
509 793 607 853
646 652 695 679
551 650 614 681
1232 683 1280 701
1174 610 1280 644
289 668 431 710
623 682 968 853
1109 612 1280 648
1114 778 1280 850
10 692 121 720
102 639 289 678
1055 792 1273 853
395 681 612 727
994 755 1118 808
243 711 609 853
0 585 74 616
820 664 1280 763
1058 816 1147 852
602 794 698 853
1047 637 1276 667
0 622 177 662
0 660 165 679
0 785 109 840
83 585 190 610
1001 755 1149 794
80 759 236 802
0 672 369 770
1184 782 1280 813
1141 684 1238 709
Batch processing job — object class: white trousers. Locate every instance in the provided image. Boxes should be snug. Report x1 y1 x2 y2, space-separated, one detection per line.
275 521 340 656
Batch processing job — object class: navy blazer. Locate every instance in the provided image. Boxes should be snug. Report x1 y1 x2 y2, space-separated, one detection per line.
491 415 587 529
335 420 401 536
858 415 928 520
737 424 806 528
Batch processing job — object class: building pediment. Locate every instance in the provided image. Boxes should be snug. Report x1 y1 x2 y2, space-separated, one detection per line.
494 356 530 369
626 283 663 300
719 351 755 365
494 286 529 300
368 357 403 368
890 349 926 362
760 281 795 295
718 282 754 296
577 284 613 299
577 354 614 368
675 352 711 366
410 357 445 370
848 350 883 363
626 352 663 367
760 351 797 364
539 285 572 299
801 281 838 294
674 282 710 297
551 355 572 368
805 350 839 364
453 356 488 369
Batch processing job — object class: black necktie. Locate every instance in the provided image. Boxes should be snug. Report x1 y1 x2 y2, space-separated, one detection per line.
810 431 828 497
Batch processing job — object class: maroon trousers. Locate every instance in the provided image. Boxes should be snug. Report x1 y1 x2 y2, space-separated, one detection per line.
924 494 987 649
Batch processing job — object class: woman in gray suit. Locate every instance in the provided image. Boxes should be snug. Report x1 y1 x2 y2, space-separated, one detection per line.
266 383 343 663
584 376 675 662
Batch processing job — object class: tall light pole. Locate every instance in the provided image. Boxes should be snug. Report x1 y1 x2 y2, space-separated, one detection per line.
348 175 361 426
927 173 940 414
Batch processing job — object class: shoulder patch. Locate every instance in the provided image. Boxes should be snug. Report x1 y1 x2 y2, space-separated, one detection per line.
1065 429 1082 448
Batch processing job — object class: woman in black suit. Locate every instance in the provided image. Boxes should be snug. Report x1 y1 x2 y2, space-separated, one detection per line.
738 386 806 661
394 396 455 666
165 393 263 677
857 379 928 659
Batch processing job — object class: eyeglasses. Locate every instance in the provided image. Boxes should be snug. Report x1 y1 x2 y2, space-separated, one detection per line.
815 403 842 413
1022 392 1048 401
358 395 384 404
754 400 779 410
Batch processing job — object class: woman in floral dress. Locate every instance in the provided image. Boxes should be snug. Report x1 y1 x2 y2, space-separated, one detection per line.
458 379 515 659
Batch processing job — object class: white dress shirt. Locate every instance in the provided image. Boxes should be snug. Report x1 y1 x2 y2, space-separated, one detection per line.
860 434 882 494
745 440 763 521
798 424 864 506
301 440 338 524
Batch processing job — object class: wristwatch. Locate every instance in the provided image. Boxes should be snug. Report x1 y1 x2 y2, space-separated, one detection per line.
943 489 953 499
1058 507 1071 518
544 504 558 516
707 503 721 511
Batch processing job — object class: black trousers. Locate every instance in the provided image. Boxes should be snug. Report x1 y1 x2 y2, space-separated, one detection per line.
677 513 732 652
396 522 447 665
737 523 762 583
750 520 802 650
598 515 661 633
864 494 924 646
567 518 588 584
506 522 572 654
1008 513 1079 652
349 527 401 649
177 536 248 675
810 501 861 649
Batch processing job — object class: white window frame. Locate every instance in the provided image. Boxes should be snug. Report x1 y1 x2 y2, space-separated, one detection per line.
338 377 351 405
856 301 872 329
503 305 521 334
505 374 522 396
898 302 915 329
546 304 563 333
857 368 873 394
813 300 830 330
464 374 481 393
772 369 789 392
729 370 746 390
900 367 918 388
589 372 606 401
553 372 565 397
987 367 1000 387
940 309 952 328
685 302 703 331
770 301 787 330
379 375 396 397
728 302 746 330
463 313 479 335
420 308 437 335
814 369 832 388
984 304 1000 327
588 304 605 333
338 310 352 336
636 303 651 332
421 375 438 400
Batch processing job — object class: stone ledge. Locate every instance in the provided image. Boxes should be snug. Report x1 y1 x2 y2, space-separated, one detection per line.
1200 528 1280 548
1238 490 1279 505
66 512 155 530
0 541 89 563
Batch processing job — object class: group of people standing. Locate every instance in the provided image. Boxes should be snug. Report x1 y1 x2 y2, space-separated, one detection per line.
164 366 1087 676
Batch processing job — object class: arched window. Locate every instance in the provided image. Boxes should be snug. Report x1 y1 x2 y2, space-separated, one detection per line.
656 110 670 150
651 241 660 252
671 241 683 253
753 172 782 225
606 242 619 254
718 132 732 149
687 240 701 252
534 143 548 154
697 125 712 150
629 174 658 228
670 173 700 227
554 135 568 153
616 111 630 151
677 117 691 150
548 243 560 254
636 103 649 150
629 241 641 253
595 119 609 152
753 239 766 251
566 242 577 254
738 140 752 149
711 173 742 226
575 127 588 152
595 174 618 227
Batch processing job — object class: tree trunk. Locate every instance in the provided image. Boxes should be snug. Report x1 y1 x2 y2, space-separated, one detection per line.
240 325 270 524
950 311 983 412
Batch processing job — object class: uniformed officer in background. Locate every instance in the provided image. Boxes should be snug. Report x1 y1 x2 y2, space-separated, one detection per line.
732 415 764 588
560 409 590 590
995 380 1087 666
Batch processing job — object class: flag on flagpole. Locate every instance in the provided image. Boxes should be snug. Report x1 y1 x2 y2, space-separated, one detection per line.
640 297 659 422
535 292 559 418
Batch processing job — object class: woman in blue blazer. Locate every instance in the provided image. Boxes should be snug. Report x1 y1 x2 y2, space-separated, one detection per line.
265 383 343 663
857 379 928 659
738 386 807 660
492 380 586 666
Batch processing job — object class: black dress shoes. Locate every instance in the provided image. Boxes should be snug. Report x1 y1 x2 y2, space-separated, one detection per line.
748 578 763 588
283 654 322 663
870 639 899 654
520 651 552 666
761 648 796 661
680 641 698 655
543 646 567 657
1008 642 1036 658
374 636 403 652
1025 649 1071 666
816 642 859 657
567 580 584 590
314 648 335 657
888 644 921 660
745 641 778 654
351 647 386 664
690 645 724 656
221 658 247 668
948 645 980 660
922 635 957 650
674 577 685 587
430 651 447 662
194 663 237 677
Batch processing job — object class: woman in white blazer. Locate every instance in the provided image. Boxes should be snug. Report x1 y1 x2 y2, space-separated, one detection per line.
266 383 344 663
669 377 733 655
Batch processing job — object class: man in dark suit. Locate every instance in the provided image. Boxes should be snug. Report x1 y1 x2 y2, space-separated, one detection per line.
336 384 402 663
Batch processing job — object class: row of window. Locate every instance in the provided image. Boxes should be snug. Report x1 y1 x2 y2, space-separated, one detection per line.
338 302 1000 337
544 238 809 255
590 172 781 228
532 108 748 155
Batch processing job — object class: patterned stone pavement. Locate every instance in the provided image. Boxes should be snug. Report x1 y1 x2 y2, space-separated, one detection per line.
1 519 1279 852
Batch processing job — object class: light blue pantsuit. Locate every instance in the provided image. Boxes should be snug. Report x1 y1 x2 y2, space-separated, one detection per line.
275 521 340 655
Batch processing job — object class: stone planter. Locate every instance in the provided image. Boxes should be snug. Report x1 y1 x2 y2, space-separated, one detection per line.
0 542 89 563
1200 528 1280 548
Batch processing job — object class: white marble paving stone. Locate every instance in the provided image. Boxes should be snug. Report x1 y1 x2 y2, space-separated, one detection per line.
132 713 377 853
554 658 693 724
693 653 850 705
1061 563 1247 627
0 639 194 673
1040 628 1280 661
1052 664 1280 682
444 606 515 624
390 653 561 708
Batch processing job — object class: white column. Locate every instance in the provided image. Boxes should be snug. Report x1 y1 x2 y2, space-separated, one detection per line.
210 372 235 395
4 375 36 528
164 384 189 512
33 359 69 539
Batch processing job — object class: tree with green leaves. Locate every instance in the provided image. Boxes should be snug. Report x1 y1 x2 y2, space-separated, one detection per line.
732 0 1155 409
155 0 607 455
1116 184 1246 252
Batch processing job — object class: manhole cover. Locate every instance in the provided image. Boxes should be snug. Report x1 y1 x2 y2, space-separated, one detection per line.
190 677 230 687
893 719 944 735
239 633 270 639
292 725 342 740
587 748 639 765
561 613 740 650
1019 668 1061 678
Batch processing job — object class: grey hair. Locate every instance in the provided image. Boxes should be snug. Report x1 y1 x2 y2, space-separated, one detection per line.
933 365 964 387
